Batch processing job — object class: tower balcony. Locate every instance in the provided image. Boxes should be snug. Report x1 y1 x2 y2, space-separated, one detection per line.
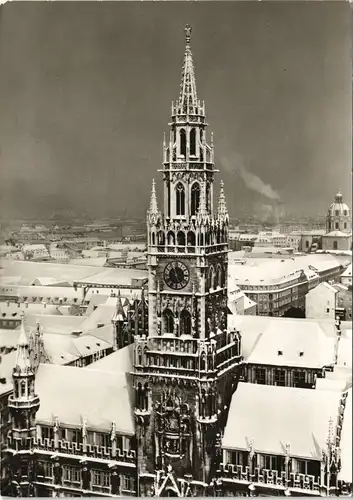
8 394 40 410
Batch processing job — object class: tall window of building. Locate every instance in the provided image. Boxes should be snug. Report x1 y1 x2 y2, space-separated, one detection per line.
274 369 285 386
333 241 338 250
255 367 266 385
190 128 196 156
262 455 285 472
42 426 54 441
180 129 186 157
335 222 339 230
191 183 200 216
206 183 211 211
163 309 174 334
92 470 110 487
122 474 135 491
63 466 81 483
180 310 192 336
98 433 110 449
293 370 306 388
175 183 185 216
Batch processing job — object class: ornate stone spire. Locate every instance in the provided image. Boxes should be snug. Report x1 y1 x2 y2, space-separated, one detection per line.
177 25 199 115
148 179 161 226
197 182 208 217
16 313 31 372
112 290 125 323
217 180 229 220
149 179 158 215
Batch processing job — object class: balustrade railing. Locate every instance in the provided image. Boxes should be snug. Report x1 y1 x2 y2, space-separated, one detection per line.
33 438 136 463
218 464 320 492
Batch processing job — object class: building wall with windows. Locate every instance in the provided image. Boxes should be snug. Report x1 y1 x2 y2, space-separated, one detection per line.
305 282 337 320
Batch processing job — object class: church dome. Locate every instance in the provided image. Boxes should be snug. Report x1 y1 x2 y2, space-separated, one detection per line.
327 191 350 217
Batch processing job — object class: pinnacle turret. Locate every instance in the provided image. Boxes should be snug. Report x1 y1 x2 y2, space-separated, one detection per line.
16 313 31 373
197 183 209 223
112 290 126 323
148 179 161 226
217 180 229 221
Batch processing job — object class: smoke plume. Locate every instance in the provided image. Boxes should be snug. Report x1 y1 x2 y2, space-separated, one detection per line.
220 155 280 201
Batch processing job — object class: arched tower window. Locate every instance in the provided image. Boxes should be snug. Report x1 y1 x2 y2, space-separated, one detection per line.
180 310 192 336
190 128 196 156
167 231 175 246
208 267 215 290
21 380 26 397
180 129 186 157
163 309 174 334
176 183 185 216
151 232 155 246
158 231 165 245
191 183 201 216
177 231 186 246
187 231 196 246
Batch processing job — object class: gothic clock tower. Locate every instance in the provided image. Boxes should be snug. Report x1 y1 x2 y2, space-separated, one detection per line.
133 25 242 497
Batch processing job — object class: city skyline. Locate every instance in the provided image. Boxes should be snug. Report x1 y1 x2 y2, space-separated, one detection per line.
0 1 351 220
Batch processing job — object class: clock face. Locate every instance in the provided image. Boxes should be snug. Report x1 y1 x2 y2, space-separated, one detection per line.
164 261 190 290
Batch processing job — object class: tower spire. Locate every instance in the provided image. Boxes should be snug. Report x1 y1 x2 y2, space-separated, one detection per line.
177 25 199 115
16 312 31 372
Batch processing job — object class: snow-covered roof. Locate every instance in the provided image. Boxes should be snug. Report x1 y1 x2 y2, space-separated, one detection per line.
35 363 134 435
223 382 342 460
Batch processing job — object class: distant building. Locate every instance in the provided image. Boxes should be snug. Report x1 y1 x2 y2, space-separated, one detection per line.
306 281 352 321
323 191 352 252
340 264 352 286
326 190 351 234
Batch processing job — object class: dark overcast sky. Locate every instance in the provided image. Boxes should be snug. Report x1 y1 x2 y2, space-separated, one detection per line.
0 1 351 220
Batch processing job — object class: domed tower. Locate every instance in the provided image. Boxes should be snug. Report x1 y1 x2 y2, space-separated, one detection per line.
326 190 351 233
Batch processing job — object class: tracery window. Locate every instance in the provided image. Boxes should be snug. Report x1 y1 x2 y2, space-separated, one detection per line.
191 183 200 216
175 183 185 216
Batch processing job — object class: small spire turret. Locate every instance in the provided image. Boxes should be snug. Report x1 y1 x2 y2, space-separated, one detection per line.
217 180 229 222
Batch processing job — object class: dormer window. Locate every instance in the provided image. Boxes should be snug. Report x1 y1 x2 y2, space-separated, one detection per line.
278 350 283 356
299 351 304 357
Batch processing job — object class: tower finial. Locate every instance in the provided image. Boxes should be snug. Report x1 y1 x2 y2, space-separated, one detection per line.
185 24 192 46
